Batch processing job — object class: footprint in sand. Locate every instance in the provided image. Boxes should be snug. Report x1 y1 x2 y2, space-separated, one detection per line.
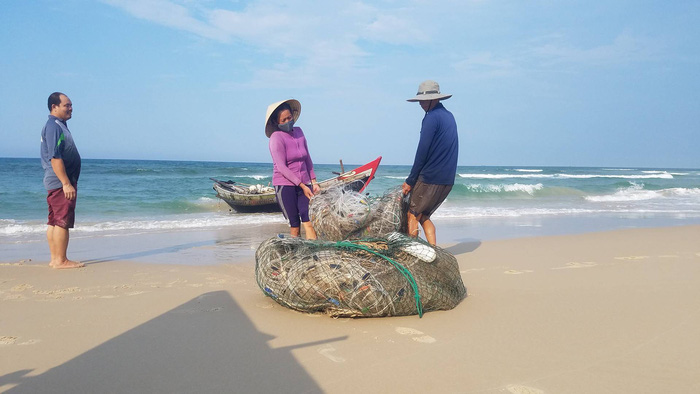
33 287 81 295
614 256 649 261
17 339 41 346
395 327 437 344
172 308 198 314
38 295 65 301
0 336 18 345
506 384 545 394
318 344 346 363
10 284 33 292
504 270 533 275
552 261 598 270
173 307 223 314
412 335 437 344
205 277 227 285
460 268 485 274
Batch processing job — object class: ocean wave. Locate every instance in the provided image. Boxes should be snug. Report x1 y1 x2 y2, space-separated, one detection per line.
0 214 286 237
464 183 544 195
434 206 609 218
459 172 675 180
433 205 700 219
585 186 700 203
226 175 270 181
514 169 543 173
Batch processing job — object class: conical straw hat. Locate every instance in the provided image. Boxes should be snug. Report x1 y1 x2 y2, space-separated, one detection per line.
264 99 301 137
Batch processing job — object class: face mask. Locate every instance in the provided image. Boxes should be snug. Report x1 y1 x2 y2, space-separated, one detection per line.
278 119 295 132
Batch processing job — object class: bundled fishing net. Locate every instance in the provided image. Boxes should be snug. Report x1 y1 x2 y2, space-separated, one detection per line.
256 184 467 317
255 232 466 317
310 186 406 240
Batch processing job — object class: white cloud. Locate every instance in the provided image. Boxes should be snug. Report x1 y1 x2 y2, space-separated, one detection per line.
102 0 228 41
452 52 518 78
367 16 427 44
102 0 431 89
528 30 661 67
451 30 662 80
103 0 664 89
103 0 429 50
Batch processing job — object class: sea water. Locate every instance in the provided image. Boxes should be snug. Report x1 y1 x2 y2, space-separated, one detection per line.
2 157 700 249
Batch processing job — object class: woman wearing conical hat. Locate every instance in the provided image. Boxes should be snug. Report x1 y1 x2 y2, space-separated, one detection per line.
265 99 320 239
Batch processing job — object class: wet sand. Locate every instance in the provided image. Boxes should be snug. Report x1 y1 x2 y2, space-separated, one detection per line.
1 225 700 393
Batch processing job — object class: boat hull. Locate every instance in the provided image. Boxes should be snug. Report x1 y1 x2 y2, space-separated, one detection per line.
213 156 382 213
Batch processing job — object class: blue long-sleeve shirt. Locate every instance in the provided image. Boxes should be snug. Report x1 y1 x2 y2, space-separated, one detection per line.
405 102 459 186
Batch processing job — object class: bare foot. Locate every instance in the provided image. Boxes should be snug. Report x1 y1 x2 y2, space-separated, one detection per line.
49 260 85 269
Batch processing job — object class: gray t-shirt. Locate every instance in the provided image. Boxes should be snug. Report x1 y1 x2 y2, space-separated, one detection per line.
40 115 81 190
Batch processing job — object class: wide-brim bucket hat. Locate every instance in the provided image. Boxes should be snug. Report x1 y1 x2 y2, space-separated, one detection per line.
265 99 301 138
406 80 452 102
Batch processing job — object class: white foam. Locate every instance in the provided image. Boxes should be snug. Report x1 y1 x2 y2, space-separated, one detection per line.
433 206 604 218
460 173 553 179
432 204 700 219
514 169 543 172
243 175 270 180
0 214 286 237
459 172 674 180
466 183 543 195
586 190 660 202
0 220 40 236
585 186 700 203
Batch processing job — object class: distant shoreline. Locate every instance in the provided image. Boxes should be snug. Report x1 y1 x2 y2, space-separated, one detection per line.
2 156 699 170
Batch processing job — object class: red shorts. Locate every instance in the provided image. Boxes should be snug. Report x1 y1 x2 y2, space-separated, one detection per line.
47 187 77 229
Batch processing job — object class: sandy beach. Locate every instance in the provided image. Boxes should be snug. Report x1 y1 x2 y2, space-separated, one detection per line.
2 225 700 393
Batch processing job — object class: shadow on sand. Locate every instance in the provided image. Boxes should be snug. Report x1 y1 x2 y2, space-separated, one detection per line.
81 240 215 264
3 291 345 393
444 238 482 256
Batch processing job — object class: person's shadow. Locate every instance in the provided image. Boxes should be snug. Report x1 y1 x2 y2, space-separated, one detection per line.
81 240 214 264
2 291 344 393
443 238 481 255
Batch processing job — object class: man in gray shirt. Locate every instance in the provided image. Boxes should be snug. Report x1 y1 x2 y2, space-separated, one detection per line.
40 92 83 269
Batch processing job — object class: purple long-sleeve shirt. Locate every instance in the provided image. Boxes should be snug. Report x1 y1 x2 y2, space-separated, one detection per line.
269 127 316 186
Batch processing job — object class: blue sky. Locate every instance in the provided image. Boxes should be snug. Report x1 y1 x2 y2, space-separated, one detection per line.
1 0 698 167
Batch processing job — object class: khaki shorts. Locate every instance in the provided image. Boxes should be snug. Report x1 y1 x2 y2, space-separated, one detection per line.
408 181 452 218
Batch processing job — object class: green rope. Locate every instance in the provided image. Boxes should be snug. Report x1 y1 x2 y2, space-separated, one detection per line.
333 240 423 317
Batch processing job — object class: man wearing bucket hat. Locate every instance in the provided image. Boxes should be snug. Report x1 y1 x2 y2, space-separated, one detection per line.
401 80 459 245
265 99 320 239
